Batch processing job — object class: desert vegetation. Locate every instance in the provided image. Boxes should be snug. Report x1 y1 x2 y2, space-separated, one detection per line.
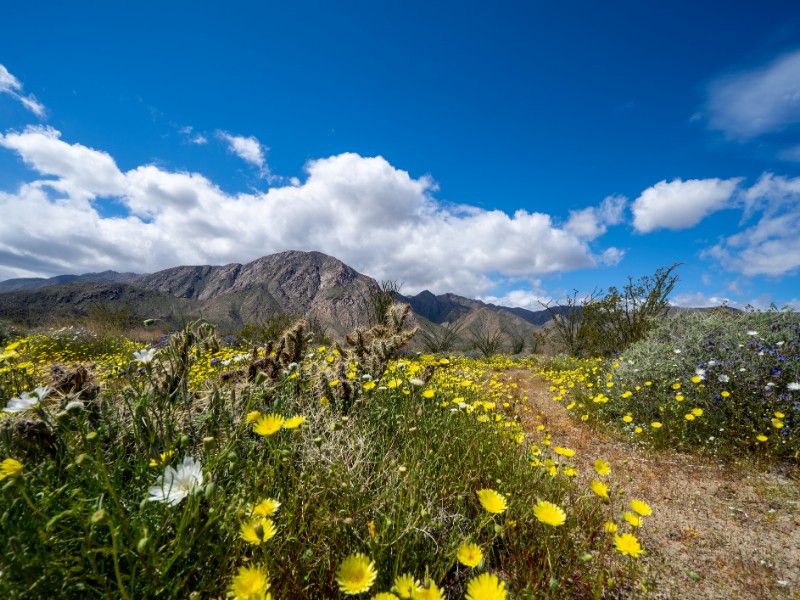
0 270 797 598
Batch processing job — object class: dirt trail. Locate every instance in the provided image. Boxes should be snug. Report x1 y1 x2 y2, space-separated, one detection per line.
508 370 800 600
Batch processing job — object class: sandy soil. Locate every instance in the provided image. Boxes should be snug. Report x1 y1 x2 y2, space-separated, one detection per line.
508 370 800 600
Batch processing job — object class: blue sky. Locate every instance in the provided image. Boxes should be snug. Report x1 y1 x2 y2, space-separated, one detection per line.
1 1 800 309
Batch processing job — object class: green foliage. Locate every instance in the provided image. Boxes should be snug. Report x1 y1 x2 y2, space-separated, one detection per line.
546 307 800 462
369 280 401 326
544 264 680 358
85 302 134 336
418 319 464 353
468 318 505 357
238 312 296 346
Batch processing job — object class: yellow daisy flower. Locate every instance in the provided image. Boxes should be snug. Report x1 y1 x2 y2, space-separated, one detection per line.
240 517 277 544
533 500 566 527
411 581 443 600
630 499 652 516
282 415 306 429
590 480 609 499
252 498 281 517
456 542 483 568
593 458 611 476
476 489 507 514
623 512 641 527
464 572 507 600
336 553 378 595
253 414 285 436
614 533 643 558
392 573 421 598
0 457 23 480
228 564 271 600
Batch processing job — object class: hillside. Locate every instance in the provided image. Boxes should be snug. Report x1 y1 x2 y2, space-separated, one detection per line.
0 251 547 346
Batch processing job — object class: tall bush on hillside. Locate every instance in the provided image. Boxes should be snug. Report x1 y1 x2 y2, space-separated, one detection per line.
543 264 679 357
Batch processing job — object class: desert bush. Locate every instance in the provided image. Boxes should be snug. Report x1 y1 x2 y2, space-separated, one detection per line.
541 307 800 461
238 312 296 346
543 265 679 358
419 319 464 353
468 318 505 357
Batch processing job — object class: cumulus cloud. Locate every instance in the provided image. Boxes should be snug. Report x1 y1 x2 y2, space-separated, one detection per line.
704 173 800 276
0 127 616 295
217 130 268 175
707 50 800 140
564 194 627 240
631 178 741 233
0 64 45 117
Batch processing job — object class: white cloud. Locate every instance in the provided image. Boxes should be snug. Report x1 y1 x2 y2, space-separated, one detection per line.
670 292 736 308
564 194 627 240
0 126 126 199
178 126 208 145
0 64 45 117
704 173 800 276
481 286 553 311
0 128 616 295
707 50 800 139
217 130 268 175
631 178 741 233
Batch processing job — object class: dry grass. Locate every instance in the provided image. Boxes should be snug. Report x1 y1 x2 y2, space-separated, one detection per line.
508 370 800 600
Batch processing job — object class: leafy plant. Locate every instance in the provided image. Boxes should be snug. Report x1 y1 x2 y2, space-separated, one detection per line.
542 265 680 358
418 319 464 353
369 280 402 327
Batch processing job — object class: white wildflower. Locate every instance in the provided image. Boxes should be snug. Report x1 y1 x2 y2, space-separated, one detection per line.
33 385 51 400
133 348 157 364
787 382 800 391
3 391 39 413
148 457 203 506
718 374 730 383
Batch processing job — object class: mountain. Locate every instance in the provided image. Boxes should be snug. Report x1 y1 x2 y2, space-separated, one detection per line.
133 251 379 334
401 290 557 327
0 271 140 294
0 251 549 346
0 252 380 336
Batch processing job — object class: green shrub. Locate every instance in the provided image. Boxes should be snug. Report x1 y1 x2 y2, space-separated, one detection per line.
586 307 800 460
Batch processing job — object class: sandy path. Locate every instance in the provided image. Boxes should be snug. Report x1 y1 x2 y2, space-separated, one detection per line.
507 370 800 600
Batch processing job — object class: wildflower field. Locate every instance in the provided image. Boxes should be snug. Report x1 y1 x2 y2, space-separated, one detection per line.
1 313 656 599
539 309 800 462
1 306 797 598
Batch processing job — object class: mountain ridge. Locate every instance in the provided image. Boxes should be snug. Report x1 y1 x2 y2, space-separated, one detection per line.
0 251 552 344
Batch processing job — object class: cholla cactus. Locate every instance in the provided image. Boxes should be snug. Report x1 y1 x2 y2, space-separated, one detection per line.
342 303 418 379
242 319 311 384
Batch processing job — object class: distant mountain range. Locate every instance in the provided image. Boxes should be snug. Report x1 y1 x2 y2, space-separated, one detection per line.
0 251 555 345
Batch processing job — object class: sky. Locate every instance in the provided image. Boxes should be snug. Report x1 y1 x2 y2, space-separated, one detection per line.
1 1 800 310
